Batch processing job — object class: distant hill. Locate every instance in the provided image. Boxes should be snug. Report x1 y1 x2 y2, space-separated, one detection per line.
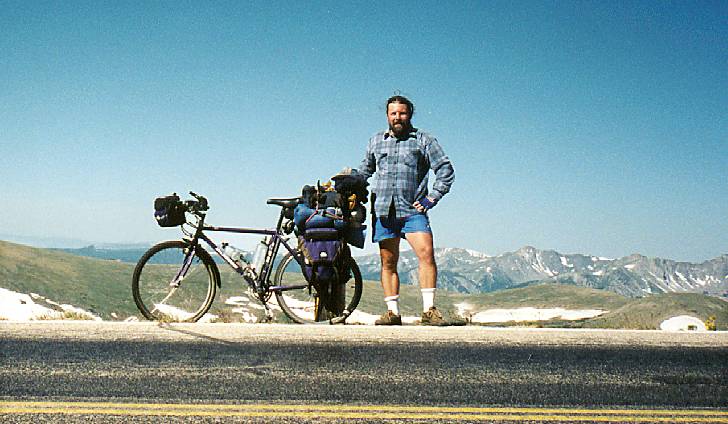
54 245 248 265
0 240 138 320
1 240 725 329
582 293 728 330
53 245 154 263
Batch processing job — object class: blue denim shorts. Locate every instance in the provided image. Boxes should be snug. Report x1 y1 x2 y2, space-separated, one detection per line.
373 213 432 243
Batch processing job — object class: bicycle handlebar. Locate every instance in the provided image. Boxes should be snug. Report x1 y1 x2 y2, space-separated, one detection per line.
185 192 209 214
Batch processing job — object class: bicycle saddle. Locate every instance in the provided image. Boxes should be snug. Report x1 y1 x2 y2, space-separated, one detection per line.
266 197 301 208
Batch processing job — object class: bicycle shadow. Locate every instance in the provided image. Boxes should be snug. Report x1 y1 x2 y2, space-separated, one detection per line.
156 322 240 346
154 322 276 375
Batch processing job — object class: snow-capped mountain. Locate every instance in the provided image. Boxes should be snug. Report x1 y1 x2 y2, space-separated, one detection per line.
355 246 728 297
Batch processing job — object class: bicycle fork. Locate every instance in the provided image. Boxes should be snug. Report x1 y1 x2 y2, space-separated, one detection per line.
150 247 197 315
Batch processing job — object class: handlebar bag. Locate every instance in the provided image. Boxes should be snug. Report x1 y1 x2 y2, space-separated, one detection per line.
154 194 186 227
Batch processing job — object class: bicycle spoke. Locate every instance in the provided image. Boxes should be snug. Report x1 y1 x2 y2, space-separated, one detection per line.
132 241 217 322
149 286 178 314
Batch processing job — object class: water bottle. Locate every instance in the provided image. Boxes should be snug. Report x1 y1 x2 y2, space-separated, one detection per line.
251 236 270 272
222 243 245 268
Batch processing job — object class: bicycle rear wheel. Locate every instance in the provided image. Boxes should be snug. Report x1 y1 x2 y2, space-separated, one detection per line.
132 240 219 322
273 249 362 324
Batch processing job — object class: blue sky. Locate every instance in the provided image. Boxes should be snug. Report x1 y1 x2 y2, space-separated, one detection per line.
1 1 726 262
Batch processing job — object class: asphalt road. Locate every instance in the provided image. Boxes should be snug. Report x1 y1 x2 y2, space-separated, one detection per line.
1 322 727 423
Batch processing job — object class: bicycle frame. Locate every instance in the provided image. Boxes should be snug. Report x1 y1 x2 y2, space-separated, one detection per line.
184 209 307 297
136 193 359 325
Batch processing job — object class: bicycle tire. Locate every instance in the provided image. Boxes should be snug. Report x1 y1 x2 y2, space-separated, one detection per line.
273 249 363 324
132 240 219 322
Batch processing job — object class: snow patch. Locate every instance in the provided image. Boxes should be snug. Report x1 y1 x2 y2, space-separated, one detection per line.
624 264 636 270
223 295 279 321
0 288 59 321
592 270 604 276
470 307 605 323
531 253 557 277
229 308 259 323
465 248 490 259
560 256 573 268
142 303 220 323
225 296 252 305
197 313 219 323
59 304 102 321
0 288 99 321
454 302 475 318
153 303 207 322
660 316 707 332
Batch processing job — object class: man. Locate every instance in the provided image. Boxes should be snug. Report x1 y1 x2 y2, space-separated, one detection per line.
359 95 455 325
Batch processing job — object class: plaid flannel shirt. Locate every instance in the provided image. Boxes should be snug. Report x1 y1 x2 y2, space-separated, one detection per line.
359 128 454 219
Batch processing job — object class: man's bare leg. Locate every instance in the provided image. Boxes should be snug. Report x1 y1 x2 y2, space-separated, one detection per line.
378 237 401 297
405 232 436 289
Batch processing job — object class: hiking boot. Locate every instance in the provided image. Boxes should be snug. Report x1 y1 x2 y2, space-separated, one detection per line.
375 310 402 326
420 307 449 326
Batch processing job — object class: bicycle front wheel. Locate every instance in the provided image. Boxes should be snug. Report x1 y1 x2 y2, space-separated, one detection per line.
273 249 363 324
132 240 219 322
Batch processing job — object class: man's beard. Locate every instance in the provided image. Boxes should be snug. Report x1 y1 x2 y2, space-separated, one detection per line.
389 121 410 137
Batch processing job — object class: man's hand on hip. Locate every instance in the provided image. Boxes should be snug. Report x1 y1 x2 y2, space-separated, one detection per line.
413 196 437 213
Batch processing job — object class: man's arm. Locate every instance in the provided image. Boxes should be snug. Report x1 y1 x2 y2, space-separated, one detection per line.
425 137 454 202
358 136 376 180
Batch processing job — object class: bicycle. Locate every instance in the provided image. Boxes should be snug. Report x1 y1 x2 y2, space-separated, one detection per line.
131 192 363 324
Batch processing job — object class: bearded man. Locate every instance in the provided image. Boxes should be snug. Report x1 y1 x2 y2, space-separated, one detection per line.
359 95 455 325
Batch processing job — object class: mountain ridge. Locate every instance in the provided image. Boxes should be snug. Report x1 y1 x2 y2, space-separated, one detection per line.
355 246 728 298
17 240 728 298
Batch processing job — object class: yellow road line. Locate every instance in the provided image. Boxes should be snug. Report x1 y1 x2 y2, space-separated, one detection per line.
2 408 728 422
1 401 726 422
2 401 727 416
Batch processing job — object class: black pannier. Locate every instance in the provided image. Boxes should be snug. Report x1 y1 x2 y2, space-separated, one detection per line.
154 194 186 227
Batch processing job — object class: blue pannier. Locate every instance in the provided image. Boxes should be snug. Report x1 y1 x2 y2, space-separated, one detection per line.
300 228 342 283
293 204 344 234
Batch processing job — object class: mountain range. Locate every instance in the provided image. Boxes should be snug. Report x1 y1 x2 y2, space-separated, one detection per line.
354 246 728 298
56 244 728 299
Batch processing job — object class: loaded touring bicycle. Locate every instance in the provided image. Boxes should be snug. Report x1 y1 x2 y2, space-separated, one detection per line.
132 182 368 324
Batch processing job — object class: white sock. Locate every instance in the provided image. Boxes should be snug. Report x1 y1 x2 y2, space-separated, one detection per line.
384 295 400 315
421 288 436 312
